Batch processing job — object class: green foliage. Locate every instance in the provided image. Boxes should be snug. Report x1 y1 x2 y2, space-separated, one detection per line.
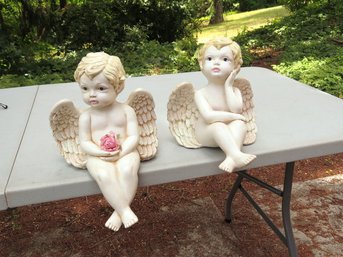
0 0 200 82
277 0 313 11
0 36 199 88
1 0 342 100
277 0 331 11
238 0 278 11
171 37 200 72
50 0 198 49
0 73 71 88
274 56 343 98
235 1 343 97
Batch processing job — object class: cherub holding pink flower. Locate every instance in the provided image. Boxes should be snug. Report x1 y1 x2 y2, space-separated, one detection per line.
100 131 121 152
50 52 158 231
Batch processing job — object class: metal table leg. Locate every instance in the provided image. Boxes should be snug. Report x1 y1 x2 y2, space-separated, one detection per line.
224 171 244 223
225 162 298 257
282 162 297 257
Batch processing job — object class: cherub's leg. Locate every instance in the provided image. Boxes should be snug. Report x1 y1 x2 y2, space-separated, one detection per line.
209 121 255 172
116 151 140 228
86 157 127 231
227 120 256 168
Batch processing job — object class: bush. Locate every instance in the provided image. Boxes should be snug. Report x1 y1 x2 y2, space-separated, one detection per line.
235 2 343 97
0 36 199 88
238 0 278 11
52 0 198 50
274 56 343 97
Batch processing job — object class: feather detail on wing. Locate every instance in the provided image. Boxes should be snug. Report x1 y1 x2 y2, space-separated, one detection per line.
127 89 158 161
49 99 87 169
234 78 257 145
167 82 201 148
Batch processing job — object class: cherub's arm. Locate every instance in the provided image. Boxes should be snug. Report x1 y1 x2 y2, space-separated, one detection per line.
195 90 245 124
79 112 116 157
224 69 243 113
118 105 139 159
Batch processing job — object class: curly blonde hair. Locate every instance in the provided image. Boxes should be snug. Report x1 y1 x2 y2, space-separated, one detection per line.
74 52 126 94
197 37 243 69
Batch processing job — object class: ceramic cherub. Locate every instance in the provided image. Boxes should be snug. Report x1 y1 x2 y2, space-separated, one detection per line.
49 52 158 231
167 37 257 173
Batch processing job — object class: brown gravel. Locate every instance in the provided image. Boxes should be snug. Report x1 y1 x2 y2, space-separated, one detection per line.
0 153 342 257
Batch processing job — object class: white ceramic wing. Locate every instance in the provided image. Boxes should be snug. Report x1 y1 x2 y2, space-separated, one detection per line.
49 99 87 169
234 78 257 145
167 82 201 148
127 89 158 161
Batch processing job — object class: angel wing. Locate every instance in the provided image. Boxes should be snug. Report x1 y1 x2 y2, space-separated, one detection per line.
127 89 158 161
167 82 201 148
234 78 257 145
49 99 87 169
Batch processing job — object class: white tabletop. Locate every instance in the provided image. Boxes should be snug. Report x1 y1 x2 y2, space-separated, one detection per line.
3 67 343 208
0 86 38 210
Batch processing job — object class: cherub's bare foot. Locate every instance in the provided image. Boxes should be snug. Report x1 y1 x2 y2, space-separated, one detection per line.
219 153 256 173
219 157 235 173
105 211 122 232
121 208 138 228
233 153 256 169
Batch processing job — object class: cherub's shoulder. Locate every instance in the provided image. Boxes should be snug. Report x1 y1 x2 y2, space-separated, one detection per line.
194 87 208 101
121 103 136 115
79 109 91 120
120 102 133 111
195 87 205 96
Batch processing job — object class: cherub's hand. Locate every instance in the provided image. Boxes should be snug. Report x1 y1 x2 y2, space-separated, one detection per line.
235 114 246 122
100 150 121 162
225 68 240 88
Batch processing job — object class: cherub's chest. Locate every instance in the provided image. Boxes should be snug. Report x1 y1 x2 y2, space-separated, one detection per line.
90 109 127 129
205 92 228 111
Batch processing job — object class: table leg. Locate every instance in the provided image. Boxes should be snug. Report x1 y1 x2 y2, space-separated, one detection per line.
224 162 298 257
224 171 244 223
282 162 297 257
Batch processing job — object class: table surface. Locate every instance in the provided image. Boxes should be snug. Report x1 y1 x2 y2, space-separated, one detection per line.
1 67 343 209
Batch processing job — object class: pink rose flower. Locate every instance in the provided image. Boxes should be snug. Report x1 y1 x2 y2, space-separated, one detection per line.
100 131 121 152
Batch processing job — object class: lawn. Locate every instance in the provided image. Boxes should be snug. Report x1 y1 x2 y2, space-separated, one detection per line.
196 5 290 43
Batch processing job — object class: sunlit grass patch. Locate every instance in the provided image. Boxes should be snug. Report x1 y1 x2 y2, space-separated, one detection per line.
196 6 290 43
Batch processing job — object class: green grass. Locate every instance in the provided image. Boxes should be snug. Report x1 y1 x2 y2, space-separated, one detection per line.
196 5 290 43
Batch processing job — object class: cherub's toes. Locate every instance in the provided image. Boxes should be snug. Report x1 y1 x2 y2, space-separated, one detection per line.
219 158 235 173
244 154 256 165
124 217 138 228
105 212 122 232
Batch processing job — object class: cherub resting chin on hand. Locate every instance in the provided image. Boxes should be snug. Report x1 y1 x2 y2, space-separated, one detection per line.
168 37 257 173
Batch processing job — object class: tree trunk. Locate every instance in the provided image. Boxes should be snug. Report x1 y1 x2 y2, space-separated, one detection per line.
0 4 6 33
60 0 67 9
209 0 224 25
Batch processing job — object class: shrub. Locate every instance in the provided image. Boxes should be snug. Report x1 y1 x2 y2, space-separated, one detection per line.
274 56 343 97
235 2 343 97
52 0 198 50
0 36 199 88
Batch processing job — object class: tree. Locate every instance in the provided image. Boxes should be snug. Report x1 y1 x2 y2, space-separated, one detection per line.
209 0 224 24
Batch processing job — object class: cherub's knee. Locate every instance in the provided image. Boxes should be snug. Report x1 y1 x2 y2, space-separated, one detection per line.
234 119 247 128
119 166 136 179
211 122 227 129
209 122 229 133
94 170 113 184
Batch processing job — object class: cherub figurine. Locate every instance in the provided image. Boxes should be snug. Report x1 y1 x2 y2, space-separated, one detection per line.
50 52 158 231
167 37 257 173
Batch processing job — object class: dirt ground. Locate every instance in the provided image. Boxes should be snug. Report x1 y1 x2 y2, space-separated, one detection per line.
0 153 342 257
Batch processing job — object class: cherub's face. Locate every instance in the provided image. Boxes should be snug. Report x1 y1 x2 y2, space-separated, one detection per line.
201 45 235 82
79 72 117 109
